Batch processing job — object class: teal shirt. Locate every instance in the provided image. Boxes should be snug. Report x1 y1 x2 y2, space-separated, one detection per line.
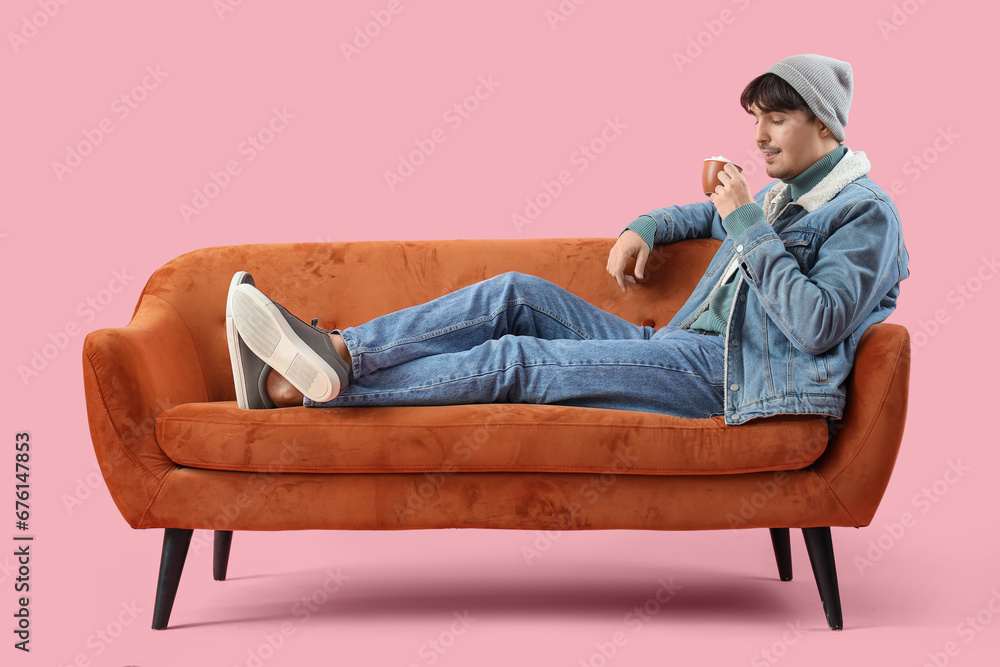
786 145 850 202
626 146 849 334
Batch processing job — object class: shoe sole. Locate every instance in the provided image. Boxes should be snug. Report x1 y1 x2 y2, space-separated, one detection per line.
232 285 341 403
226 271 254 409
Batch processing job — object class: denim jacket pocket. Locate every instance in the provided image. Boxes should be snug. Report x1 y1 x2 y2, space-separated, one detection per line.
780 232 821 272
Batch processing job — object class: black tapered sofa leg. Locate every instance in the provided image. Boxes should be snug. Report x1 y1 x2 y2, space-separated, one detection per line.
768 528 793 582
214 530 233 581
152 528 193 630
802 527 843 631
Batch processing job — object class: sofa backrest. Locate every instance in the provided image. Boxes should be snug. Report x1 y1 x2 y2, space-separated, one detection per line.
135 238 721 402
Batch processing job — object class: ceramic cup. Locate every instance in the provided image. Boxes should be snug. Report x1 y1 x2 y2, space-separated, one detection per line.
703 156 743 196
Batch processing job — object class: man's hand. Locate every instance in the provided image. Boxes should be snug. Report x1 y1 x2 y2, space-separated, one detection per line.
606 229 650 293
709 161 755 220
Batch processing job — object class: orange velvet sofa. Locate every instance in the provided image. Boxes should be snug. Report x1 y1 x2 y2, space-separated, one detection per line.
82 239 910 631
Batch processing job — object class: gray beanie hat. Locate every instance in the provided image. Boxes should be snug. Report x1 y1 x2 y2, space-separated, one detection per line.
765 54 853 141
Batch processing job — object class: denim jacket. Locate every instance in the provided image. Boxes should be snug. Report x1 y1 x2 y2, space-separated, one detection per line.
640 150 909 425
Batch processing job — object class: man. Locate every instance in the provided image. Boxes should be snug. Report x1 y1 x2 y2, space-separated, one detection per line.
228 54 908 425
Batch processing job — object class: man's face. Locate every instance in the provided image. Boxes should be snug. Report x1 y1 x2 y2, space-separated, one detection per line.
750 105 834 181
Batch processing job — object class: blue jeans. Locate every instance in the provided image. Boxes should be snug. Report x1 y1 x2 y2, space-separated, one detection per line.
305 272 725 417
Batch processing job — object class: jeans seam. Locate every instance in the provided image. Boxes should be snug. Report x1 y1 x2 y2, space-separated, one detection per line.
344 360 720 400
354 299 594 356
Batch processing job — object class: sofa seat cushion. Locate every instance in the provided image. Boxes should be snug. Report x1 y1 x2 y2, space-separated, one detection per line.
155 402 828 475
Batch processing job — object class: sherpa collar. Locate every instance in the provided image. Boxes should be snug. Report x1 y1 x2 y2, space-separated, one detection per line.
762 149 872 217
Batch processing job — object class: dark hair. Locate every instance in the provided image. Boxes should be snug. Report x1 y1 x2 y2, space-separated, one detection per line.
740 73 815 119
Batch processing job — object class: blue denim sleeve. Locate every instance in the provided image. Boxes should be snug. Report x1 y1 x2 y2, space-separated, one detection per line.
623 200 726 249
731 197 905 356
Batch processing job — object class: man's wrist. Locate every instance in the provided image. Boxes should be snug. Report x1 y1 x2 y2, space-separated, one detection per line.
623 215 656 250
721 203 765 240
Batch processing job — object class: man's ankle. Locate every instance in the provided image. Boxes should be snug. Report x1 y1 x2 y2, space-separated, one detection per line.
265 369 306 408
330 333 351 366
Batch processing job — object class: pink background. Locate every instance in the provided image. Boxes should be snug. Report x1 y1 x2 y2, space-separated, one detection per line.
3 0 998 665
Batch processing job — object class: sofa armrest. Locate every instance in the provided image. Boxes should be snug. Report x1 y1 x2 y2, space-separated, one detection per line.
812 322 911 525
83 293 210 528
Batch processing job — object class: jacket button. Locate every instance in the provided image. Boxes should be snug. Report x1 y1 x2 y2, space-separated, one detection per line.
641 318 656 328
739 294 747 302
736 244 744 252
732 413 741 421
730 383 739 391
730 339 739 347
